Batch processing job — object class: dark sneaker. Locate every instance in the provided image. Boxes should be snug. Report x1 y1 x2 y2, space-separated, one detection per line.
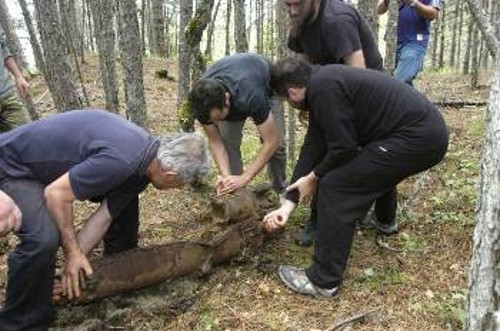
278 265 339 298
371 217 398 235
295 219 316 247
359 212 398 236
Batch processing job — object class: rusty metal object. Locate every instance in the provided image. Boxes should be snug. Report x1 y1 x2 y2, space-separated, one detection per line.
74 187 277 304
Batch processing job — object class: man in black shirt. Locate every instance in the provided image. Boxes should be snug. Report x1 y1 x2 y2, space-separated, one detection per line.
263 58 447 298
0 109 210 329
189 53 286 195
284 0 385 245
286 0 383 69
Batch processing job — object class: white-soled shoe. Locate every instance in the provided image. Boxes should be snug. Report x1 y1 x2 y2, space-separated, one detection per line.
278 265 339 298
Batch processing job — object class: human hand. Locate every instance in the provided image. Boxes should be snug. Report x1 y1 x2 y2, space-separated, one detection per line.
216 175 248 195
0 190 22 237
285 172 318 204
61 250 93 300
15 75 29 98
262 200 295 232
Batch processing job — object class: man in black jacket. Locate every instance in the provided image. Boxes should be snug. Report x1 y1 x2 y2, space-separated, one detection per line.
263 58 447 297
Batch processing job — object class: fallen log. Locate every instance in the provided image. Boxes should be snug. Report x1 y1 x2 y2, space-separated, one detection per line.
73 187 277 304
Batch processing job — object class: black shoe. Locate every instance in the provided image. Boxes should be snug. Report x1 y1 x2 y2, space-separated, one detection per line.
295 220 316 247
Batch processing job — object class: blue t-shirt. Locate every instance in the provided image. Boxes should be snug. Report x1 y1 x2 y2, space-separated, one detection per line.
398 0 440 47
200 53 272 125
0 109 158 218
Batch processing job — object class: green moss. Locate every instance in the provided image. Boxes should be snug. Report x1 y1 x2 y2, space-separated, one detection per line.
177 98 194 132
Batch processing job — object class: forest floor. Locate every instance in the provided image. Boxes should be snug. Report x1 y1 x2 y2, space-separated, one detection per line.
0 56 492 331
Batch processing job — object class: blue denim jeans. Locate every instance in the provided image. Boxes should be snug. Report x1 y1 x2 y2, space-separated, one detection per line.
393 42 427 86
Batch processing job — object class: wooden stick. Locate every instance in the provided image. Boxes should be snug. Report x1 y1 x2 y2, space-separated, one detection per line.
328 308 381 331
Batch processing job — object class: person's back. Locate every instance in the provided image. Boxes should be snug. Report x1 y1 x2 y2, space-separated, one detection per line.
201 53 272 123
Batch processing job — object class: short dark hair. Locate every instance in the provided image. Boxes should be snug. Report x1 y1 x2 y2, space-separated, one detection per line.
188 78 227 124
270 57 313 97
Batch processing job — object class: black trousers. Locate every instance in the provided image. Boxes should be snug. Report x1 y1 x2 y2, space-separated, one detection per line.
306 109 448 289
0 178 139 330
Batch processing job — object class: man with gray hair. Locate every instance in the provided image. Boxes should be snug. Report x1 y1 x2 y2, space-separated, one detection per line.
0 109 210 330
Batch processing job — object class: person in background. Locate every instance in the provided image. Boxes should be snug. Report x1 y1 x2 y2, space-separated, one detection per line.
284 0 385 246
264 57 447 298
376 0 440 86
0 109 210 330
189 53 287 196
0 24 31 131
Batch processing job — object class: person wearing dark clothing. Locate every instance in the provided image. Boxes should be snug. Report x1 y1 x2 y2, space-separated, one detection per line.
189 53 287 195
286 0 383 69
284 0 385 245
0 109 210 330
263 58 448 298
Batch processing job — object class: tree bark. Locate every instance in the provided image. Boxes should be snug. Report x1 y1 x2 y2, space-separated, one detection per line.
357 0 379 41
0 0 28 69
471 23 480 88
204 0 222 59
151 0 166 56
438 1 446 68
34 0 82 112
225 0 231 55
117 0 147 127
384 0 399 71
18 0 46 76
464 0 498 59
177 0 193 131
90 0 119 113
449 0 460 67
233 0 248 53
465 53 500 331
463 14 474 74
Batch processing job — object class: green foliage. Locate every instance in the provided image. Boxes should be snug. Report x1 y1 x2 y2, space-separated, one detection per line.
427 289 467 326
177 98 194 132
199 307 217 331
356 267 410 291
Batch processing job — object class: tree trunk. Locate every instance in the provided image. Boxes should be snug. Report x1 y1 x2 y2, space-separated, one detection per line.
0 0 28 69
430 16 439 68
464 0 498 59
117 0 147 127
266 0 275 58
18 0 47 77
90 0 119 113
177 0 193 131
449 0 460 67
456 1 465 69
438 1 445 68
59 0 90 106
465 52 500 331
471 23 480 88
186 0 214 82
225 0 231 55
276 0 294 164
204 0 222 60
255 0 264 53
152 0 166 56
357 0 379 41
34 0 82 112
463 15 474 74
141 0 147 54
86 0 95 52
384 0 399 71
233 0 248 53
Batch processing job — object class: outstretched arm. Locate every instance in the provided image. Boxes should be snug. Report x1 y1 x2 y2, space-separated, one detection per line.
45 172 93 300
218 112 278 195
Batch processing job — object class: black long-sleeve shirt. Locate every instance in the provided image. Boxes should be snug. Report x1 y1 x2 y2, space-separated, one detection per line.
285 65 440 202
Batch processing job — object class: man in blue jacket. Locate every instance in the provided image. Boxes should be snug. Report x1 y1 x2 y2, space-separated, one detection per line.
0 109 210 329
